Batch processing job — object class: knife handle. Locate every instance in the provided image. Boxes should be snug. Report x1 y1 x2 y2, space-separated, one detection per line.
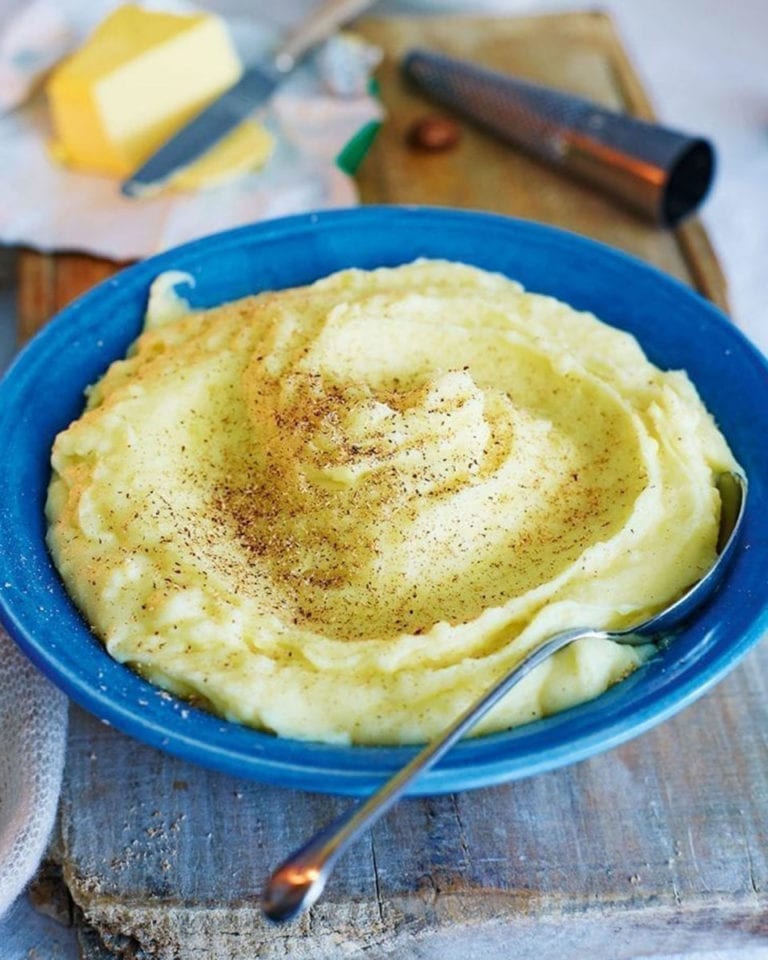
273 0 374 73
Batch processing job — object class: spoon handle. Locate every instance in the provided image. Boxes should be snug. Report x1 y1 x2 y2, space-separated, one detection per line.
261 624 604 923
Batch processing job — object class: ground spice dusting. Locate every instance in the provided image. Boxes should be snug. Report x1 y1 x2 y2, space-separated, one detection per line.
187 353 643 642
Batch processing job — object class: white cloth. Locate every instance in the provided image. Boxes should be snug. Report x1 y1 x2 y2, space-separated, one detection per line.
0 627 67 917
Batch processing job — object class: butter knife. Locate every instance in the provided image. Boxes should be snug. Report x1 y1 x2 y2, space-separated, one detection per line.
121 0 373 197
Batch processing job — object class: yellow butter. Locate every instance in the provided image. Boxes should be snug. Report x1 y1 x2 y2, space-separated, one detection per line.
46 4 271 182
169 121 274 192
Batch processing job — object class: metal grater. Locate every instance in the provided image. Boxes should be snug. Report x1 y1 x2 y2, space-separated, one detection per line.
402 49 714 226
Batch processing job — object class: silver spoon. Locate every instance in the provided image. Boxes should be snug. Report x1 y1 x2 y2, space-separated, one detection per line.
261 470 747 923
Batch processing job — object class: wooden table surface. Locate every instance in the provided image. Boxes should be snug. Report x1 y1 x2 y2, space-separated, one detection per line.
17 12 767 958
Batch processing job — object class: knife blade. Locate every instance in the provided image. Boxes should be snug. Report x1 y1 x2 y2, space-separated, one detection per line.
121 0 373 197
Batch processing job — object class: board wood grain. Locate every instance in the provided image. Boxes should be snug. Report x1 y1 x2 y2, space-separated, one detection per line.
18 12 765 958
61 647 768 958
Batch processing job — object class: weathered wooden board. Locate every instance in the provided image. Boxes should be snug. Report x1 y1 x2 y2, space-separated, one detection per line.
60 644 768 958
353 12 728 312
17 11 766 959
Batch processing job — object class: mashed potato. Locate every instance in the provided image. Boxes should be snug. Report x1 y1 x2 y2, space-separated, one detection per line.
46 261 738 744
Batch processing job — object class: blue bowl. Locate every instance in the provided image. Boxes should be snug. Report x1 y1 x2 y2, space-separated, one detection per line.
1 207 767 796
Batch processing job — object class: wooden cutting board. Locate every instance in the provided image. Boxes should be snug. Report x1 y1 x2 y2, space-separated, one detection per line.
22 12 768 960
17 11 727 343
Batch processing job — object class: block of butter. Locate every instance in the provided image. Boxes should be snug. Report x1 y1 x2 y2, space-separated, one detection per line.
46 4 273 184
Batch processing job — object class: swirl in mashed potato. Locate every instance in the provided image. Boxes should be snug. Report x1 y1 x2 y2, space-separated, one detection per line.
46 261 738 744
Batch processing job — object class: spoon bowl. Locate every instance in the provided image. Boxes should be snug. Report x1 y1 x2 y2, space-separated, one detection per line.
262 470 747 923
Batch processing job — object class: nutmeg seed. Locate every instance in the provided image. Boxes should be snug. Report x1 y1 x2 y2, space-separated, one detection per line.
406 115 461 152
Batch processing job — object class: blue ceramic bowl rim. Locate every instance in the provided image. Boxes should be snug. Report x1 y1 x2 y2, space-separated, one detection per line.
1 205 767 796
